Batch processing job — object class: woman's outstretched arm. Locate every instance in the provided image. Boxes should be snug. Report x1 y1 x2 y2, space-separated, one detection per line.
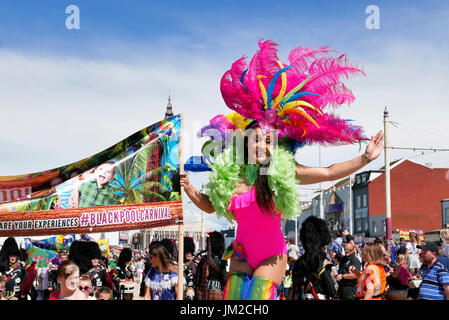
296 131 384 185
180 172 215 213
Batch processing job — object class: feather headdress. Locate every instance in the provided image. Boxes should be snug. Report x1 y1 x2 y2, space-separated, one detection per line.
185 40 368 171
212 40 366 144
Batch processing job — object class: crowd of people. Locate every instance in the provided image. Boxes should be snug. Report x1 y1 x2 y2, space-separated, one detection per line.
284 219 449 301
0 232 229 301
1 224 449 301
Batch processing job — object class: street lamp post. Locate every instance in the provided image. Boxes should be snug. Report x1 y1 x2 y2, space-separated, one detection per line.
384 107 392 240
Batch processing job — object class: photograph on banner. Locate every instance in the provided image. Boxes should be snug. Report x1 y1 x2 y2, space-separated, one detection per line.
0 115 183 236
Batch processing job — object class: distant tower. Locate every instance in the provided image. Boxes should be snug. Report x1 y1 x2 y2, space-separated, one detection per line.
165 90 174 120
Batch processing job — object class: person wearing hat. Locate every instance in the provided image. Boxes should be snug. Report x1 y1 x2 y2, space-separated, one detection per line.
416 242 449 300
87 242 109 294
0 238 27 300
334 227 354 258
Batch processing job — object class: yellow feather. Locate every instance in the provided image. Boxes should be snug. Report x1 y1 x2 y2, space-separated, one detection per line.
257 75 268 109
225 113 252 129
283 108 320 128
281 100 323 115
272 61 288 109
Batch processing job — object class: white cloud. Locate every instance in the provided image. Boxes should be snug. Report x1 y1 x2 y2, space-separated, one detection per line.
0 36 447 231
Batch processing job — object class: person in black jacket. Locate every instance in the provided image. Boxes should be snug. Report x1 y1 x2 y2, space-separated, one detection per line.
335 242 362 300
0 238 27 300
113 248 134 300
290 216 338 300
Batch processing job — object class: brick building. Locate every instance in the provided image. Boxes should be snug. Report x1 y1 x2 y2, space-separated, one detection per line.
353 158 449 237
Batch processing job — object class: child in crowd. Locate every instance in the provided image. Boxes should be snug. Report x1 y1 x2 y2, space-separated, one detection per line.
79 274 96 300
96 286 113 300
49 260 85 300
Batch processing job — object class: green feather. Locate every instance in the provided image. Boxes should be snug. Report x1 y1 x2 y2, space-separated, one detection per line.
281 74 315 108
245 164 260 185
206 145 302 222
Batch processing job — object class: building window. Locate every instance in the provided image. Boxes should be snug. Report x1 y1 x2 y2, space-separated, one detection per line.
363 218 369 232
362 194 368 208
357 175 361 184
356 195 361 209
445 208 449 225
356 219 362 232
372 221 377 233
383 220 386 233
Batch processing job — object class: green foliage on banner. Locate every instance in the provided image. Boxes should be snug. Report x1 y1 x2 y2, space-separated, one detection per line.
112 141 178 204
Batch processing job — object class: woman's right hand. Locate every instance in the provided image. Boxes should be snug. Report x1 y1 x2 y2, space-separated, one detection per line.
180 172 215 213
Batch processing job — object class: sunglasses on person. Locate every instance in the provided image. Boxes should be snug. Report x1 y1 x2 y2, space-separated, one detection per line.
79 286 91 292
0 289 4 294
344 249 353 252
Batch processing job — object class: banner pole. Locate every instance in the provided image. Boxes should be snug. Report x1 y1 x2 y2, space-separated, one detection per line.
177 113 185 300
177 223 184 300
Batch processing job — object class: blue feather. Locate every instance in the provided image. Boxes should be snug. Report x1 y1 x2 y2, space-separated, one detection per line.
266 66 292 109
239 69 250 92
285 92 322 103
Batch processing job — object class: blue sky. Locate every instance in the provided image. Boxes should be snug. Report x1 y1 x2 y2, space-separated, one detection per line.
1 1 447 59
0 0 448 233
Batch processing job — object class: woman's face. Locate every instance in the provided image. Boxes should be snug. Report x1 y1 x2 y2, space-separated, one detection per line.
150 251 160 267
247 127 274 164
362 248 368 261
60 271 80 292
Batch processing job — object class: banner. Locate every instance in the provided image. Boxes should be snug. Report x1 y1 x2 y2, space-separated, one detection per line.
24 239 59 267
0 115 183 236
397 229 424 241
25 234 76 252
96 239 110 257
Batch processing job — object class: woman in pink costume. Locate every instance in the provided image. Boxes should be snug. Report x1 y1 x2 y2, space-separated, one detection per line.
181 40 384 300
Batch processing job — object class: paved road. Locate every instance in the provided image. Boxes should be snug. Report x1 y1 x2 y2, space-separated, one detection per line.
131 280 143 300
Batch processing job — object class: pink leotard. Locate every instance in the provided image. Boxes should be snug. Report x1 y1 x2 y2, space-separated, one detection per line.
228 188 287 270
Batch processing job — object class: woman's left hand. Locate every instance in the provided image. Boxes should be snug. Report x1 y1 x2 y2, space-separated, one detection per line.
364 131 384 161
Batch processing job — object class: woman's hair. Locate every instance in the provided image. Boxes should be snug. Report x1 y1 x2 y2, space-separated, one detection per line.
397 254 406 264
57 260 79 280
374 236 383 246
363 242 386 266
409 232 419 243
95 286 112 299
160 239 175 258
148 241 174 270
440 229 449 241
243 127 275 216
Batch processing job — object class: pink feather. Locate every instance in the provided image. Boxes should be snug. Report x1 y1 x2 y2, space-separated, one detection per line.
218 40 368 147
